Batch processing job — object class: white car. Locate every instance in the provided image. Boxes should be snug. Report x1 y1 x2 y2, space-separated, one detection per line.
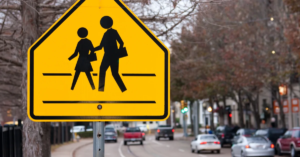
70 125 85 133
137 124 148 132
191 134 221 154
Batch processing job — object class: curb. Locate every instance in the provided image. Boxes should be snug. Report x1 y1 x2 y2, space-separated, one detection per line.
72 141 93 157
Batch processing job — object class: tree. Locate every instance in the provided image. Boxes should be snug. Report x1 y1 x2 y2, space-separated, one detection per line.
1 0 200 156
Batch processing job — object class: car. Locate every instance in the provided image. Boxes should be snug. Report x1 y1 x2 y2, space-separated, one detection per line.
255 128 286 145
86 126 93 131
215 125 239 147
137 124 148 132
232 128 257 144
123 127 143 145
231 136 274 157
104 126 117 142
155 125 174 140
70 125 85 133
276 128 300 157
191 134 221 154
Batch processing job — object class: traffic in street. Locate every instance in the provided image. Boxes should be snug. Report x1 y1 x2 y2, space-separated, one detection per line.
73 133 291 157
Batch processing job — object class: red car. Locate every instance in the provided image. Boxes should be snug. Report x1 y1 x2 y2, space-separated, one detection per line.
276 128 300 157
123 127 143 145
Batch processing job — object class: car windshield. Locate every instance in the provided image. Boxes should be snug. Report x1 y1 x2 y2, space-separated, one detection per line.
255 130 268 136
105 128 115 132
200 135 217 140
247 137 268 143
245 129 256 135
216 126 225 133
126 127 141 132
270 129 285 134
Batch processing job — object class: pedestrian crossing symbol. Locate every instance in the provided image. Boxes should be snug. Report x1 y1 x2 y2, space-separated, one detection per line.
28 0 170 121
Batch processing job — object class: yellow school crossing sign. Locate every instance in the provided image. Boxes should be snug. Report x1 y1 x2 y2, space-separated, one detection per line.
28 0 170 121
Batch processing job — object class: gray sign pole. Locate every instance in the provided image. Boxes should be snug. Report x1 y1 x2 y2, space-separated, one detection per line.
93 122 105 157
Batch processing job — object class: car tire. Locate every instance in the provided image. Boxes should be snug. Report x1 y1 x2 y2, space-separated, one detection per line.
276 145 282 156
124 141 127 145
241 151 246 157
143 137 145 141
217 150 220 154
156 137 160 141
115 140 117 143
196 147 200 154
291 146 296 157
191 147 194 153
211 150 214 153
140 141 143 145
170 137 174 140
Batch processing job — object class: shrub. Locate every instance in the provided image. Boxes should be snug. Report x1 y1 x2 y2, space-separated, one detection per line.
77 131 93 138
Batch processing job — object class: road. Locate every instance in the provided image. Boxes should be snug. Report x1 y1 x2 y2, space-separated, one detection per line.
74 134 232 157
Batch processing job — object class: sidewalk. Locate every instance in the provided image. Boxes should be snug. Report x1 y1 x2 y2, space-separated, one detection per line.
51 138 93 157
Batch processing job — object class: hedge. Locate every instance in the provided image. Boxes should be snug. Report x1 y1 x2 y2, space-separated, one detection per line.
77 131 93 138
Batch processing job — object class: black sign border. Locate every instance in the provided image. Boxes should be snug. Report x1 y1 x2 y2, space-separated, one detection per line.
29 0 169 120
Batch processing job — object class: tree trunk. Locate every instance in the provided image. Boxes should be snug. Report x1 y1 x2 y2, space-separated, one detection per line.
209 98 215 131
275 90 286 128
237 91 245 128
216 100 225 126
247 93 261 129
189 100 194 135
21 1 51 157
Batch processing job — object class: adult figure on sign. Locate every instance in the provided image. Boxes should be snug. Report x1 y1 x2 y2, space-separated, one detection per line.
69 27 95 90
94 16 127 92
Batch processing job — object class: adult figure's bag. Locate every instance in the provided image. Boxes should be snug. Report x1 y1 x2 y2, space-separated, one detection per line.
118 47 128 58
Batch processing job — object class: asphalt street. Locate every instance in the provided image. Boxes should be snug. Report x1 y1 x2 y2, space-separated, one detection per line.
73 134 292 157
74 134 232 157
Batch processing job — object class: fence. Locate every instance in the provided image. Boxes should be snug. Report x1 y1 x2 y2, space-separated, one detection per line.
0 125 22 157
0 123 73 157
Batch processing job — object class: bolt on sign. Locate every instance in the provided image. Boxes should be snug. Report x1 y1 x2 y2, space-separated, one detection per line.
27 0 170 121
292 99 299 113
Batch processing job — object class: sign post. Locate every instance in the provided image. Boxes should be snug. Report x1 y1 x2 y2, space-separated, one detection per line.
93 122 104 157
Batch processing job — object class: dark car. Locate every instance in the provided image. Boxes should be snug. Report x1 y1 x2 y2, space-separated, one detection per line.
215 125 239 147
155 125 174 140
232 128 257 144
104 127 117 142
255 128 286 145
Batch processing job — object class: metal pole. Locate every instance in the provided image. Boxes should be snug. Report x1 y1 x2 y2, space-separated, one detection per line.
183 113 187 137
93 122 105 157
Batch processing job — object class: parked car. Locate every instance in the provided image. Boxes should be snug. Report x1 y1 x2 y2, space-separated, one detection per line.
215 125 239 147
231 136 274 157
123 127 143 145
191 134 221 154
255 128 286 144
232 128 257 144
276 128 300 157
104 126 117 143
70 125 85 133
155 125 174 140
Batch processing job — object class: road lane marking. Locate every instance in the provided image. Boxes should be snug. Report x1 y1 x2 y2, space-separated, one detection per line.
118 140 126 157
179 149 185 152
151 140 162 146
